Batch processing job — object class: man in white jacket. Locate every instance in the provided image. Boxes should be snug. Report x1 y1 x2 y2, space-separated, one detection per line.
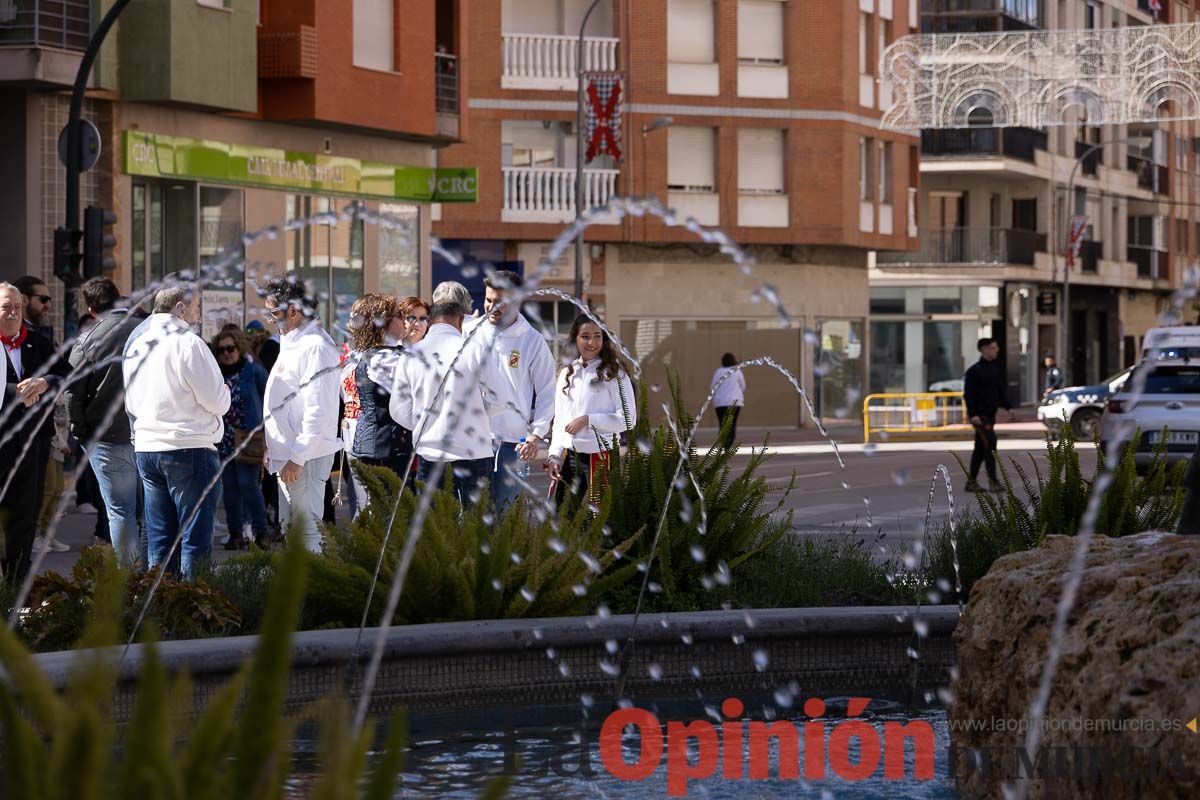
465 270 556 508
123 283 230 580
261 274 342 552
390 281 499 503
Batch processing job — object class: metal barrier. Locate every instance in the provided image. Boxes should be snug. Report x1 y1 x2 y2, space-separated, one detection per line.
862 392 969 442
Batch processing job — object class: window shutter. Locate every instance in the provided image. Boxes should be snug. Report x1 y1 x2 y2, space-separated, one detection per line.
738 1 784 63
668 0 715 63
669 127 716 191
353 0 393 71
738 128 785 194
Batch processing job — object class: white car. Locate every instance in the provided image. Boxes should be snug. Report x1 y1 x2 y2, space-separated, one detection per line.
1099 360 1200 468
1038 368 1131 440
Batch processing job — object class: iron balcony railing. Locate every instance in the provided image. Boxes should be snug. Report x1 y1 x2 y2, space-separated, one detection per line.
435 52 458 114
1129 245 1168 279
0 0 90 50
875 227 1046 267
921 126 1047 162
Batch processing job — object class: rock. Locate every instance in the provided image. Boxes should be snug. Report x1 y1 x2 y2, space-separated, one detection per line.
949 532 1200 800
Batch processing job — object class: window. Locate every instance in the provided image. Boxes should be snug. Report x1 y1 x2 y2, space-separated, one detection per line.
877 15 889 73
859 137 875 202
668 127 716 192
1178 218 1188 251
379 203 420 300
878 141 893 202
196 0 230 8
738 128 785 195
353 0 394 71
669 0 715 63
1085 0 1097 29
858 13 872 75
285 196 365 337
738 0 784 65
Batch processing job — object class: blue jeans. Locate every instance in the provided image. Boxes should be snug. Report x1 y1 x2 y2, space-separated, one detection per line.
221 461 269 540
492 442 526 510
136 448 220 580
89 441 144 567
417 457 492 506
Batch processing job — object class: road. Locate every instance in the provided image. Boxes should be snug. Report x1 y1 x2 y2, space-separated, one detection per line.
28 435 1096 577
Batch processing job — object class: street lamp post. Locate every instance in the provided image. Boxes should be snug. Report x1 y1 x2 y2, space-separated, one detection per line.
1060 134 1152 385
574 0 605 301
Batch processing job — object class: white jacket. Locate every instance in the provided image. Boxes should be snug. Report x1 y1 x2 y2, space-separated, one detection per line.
123 313 230 452
390 322 500 462
710 366 746 408
264 320 343 473
465 314 557 445
548 359 637 458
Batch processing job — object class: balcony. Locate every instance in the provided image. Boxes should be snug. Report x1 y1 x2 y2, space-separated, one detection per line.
875 227 1046 267
1129 245 1168 279
1077 239 1100 273
501 33 618 91
258 25 318 80
501 166 619 223
435 51 459 138
921 127 1047 162
1075 140 1099 177
920 0 1044 32
1128 154 1169 195
0 0 90 86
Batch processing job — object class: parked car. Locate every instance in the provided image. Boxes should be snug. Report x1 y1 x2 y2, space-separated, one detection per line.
1100 361 1200 468
1039 367 1132 440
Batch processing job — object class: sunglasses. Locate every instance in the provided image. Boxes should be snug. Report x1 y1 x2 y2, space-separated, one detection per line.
217 345 239 355
266 306 288 318
405 315 430 325
27 294 51 304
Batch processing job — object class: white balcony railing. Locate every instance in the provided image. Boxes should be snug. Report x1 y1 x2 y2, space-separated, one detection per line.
502 166 619 223
502 33 619 90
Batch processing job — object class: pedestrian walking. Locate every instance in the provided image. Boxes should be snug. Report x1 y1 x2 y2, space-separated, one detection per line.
710 353 746 448
68 278 149 566
964 337 1015 493
546 315 637 508
261 274 342 553
0 282 67 584
390 281 499 503
1043 353 1063 398
211 328 270 550
465 271 556 509
123 282 230 579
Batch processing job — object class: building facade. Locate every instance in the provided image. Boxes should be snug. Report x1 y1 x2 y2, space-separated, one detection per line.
432 0 920 428
871 0 1198 405
0 0 469 339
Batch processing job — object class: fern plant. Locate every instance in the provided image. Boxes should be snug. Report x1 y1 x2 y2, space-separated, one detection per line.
602 370 794 613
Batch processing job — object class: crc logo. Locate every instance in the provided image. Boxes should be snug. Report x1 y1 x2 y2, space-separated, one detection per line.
131 142 155 163
435 173 476 196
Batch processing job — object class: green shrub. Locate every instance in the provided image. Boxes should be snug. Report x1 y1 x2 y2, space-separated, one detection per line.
602 371 794 614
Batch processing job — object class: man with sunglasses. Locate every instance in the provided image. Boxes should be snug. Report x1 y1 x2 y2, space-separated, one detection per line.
12 276 54 344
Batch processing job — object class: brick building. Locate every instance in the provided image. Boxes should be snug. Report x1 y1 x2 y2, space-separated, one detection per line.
433 0 919 428
0 0 469 339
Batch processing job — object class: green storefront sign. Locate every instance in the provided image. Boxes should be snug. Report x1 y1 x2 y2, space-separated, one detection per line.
123 131 477 203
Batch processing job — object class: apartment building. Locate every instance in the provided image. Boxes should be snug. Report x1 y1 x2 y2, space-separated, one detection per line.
0 0 469 338
432 0 919 428
871 0 1198 404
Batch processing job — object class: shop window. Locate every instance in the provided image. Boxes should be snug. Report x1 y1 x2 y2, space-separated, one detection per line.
812 319 865 420
379 203 421 300
285 196 365 340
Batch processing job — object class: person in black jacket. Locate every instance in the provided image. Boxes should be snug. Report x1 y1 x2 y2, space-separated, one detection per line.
963 337 1016 492
66 278 149 567
0 282 67 584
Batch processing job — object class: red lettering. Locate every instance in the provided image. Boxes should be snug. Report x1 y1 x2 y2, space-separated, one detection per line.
883 720 937 780
803 698 826 779
666 720 719 796
748 721 799 779
722 698 744 779
599 708 663 782
828 699 881 781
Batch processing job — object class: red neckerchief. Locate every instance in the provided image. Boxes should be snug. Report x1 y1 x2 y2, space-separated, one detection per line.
0 324 27 352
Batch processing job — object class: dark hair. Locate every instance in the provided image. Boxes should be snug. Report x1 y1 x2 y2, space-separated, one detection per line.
562 314 626 394
81 277 120 313
977 337 997 352
13 275 45 296
484 269 523 291
211 326 249 355
262 272 317 313
721 352 737 368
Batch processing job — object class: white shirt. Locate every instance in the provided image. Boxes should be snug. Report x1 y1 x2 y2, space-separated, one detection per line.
264 319 343 473
123 313 230 452
465 314 557 445
710 366 746 408
548 359 637 459
4 343 21 380
389 322 500 462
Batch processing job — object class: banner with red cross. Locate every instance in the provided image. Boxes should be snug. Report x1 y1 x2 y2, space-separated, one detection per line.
585 72 624 163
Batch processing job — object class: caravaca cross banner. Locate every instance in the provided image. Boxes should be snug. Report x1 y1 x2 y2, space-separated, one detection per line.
585 73 624 163
123 131 478 203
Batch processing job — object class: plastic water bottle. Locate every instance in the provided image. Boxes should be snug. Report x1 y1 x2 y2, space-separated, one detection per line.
517 438 532 481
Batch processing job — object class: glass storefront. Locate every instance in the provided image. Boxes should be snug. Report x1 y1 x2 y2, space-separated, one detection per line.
285 195 365 338
812 319 865 419
378 203 421 300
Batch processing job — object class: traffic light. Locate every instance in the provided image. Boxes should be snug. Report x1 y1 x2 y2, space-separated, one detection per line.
83 205 117 278
53 226 83 287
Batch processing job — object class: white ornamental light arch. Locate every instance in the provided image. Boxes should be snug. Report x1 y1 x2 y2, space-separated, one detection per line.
881 22 1200 129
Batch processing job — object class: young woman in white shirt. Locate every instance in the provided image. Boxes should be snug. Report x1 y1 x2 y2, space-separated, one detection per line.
710 352 746 447
546 315 636 507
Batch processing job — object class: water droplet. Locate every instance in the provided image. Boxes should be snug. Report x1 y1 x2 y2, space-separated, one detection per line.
480 542 492 555
690 666 702 678
648 663 663 681
605 639 619 654
731 634 745 645
547 537 566 554
559 662 571 677
581 693 594 707
681 633 694 645
648 581 662 594
546 647 557 660
690 545 705 563
937 578 952 592
599 659 620 677
753 649 769 671
532 628 544 640
510 552 522 565
906 647 920 660
595 604 611 620
914 620 930 637
520 586 536 602
491 578 502 591
579 552 601 574
774 688 794 708
572 584 587 597
742 611 757 629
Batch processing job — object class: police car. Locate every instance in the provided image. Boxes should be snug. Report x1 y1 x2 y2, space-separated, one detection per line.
1038 368 1131 440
